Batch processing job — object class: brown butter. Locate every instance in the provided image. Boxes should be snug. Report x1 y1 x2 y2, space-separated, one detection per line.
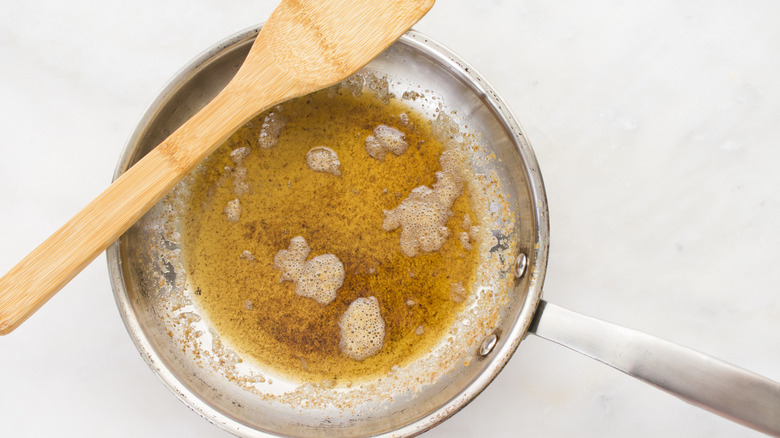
181 87 480 383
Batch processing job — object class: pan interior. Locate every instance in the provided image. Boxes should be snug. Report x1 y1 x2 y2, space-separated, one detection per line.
109 28 547 437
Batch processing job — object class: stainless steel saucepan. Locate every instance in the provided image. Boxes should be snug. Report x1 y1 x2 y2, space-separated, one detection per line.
108 26 780 437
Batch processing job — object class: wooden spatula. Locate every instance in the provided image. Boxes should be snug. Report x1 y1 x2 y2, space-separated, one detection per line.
0 0 435 334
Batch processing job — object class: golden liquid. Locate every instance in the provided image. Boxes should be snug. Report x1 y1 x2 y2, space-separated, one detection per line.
181 87 480 383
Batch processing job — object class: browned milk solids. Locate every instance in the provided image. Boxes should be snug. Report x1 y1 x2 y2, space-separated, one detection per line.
181 85 481 384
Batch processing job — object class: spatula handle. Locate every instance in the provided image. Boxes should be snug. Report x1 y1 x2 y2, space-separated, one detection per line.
0 85 258 335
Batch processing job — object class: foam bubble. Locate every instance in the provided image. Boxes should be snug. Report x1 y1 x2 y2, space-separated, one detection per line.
365 125 408 160
273 236 344 305
224 198 241 222
462 214 473 230
383 150 466 257
338 296 385 361
230 146 251 164
273 236 311 282
232 166 252 197
306 146 341 176
433 150 465 206
459 231 473 251
458 215 476 250
295 254 344 305
258 111 285 149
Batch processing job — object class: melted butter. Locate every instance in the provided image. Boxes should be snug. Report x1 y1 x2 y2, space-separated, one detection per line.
181 86 480 384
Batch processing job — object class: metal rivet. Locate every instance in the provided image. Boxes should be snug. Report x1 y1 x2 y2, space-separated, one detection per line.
514 253 528 278
478 333 498 356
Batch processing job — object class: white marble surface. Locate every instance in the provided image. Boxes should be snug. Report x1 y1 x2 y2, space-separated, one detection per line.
1 0 779 436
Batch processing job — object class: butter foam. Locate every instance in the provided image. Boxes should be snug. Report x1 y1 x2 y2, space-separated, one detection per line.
382 149 466 257
273 236 345 305
338 296 385 361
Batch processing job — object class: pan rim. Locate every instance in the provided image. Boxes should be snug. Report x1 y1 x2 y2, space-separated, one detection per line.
107 24 550 438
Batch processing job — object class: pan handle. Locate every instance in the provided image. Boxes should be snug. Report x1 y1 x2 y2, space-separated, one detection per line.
528 300 780 436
